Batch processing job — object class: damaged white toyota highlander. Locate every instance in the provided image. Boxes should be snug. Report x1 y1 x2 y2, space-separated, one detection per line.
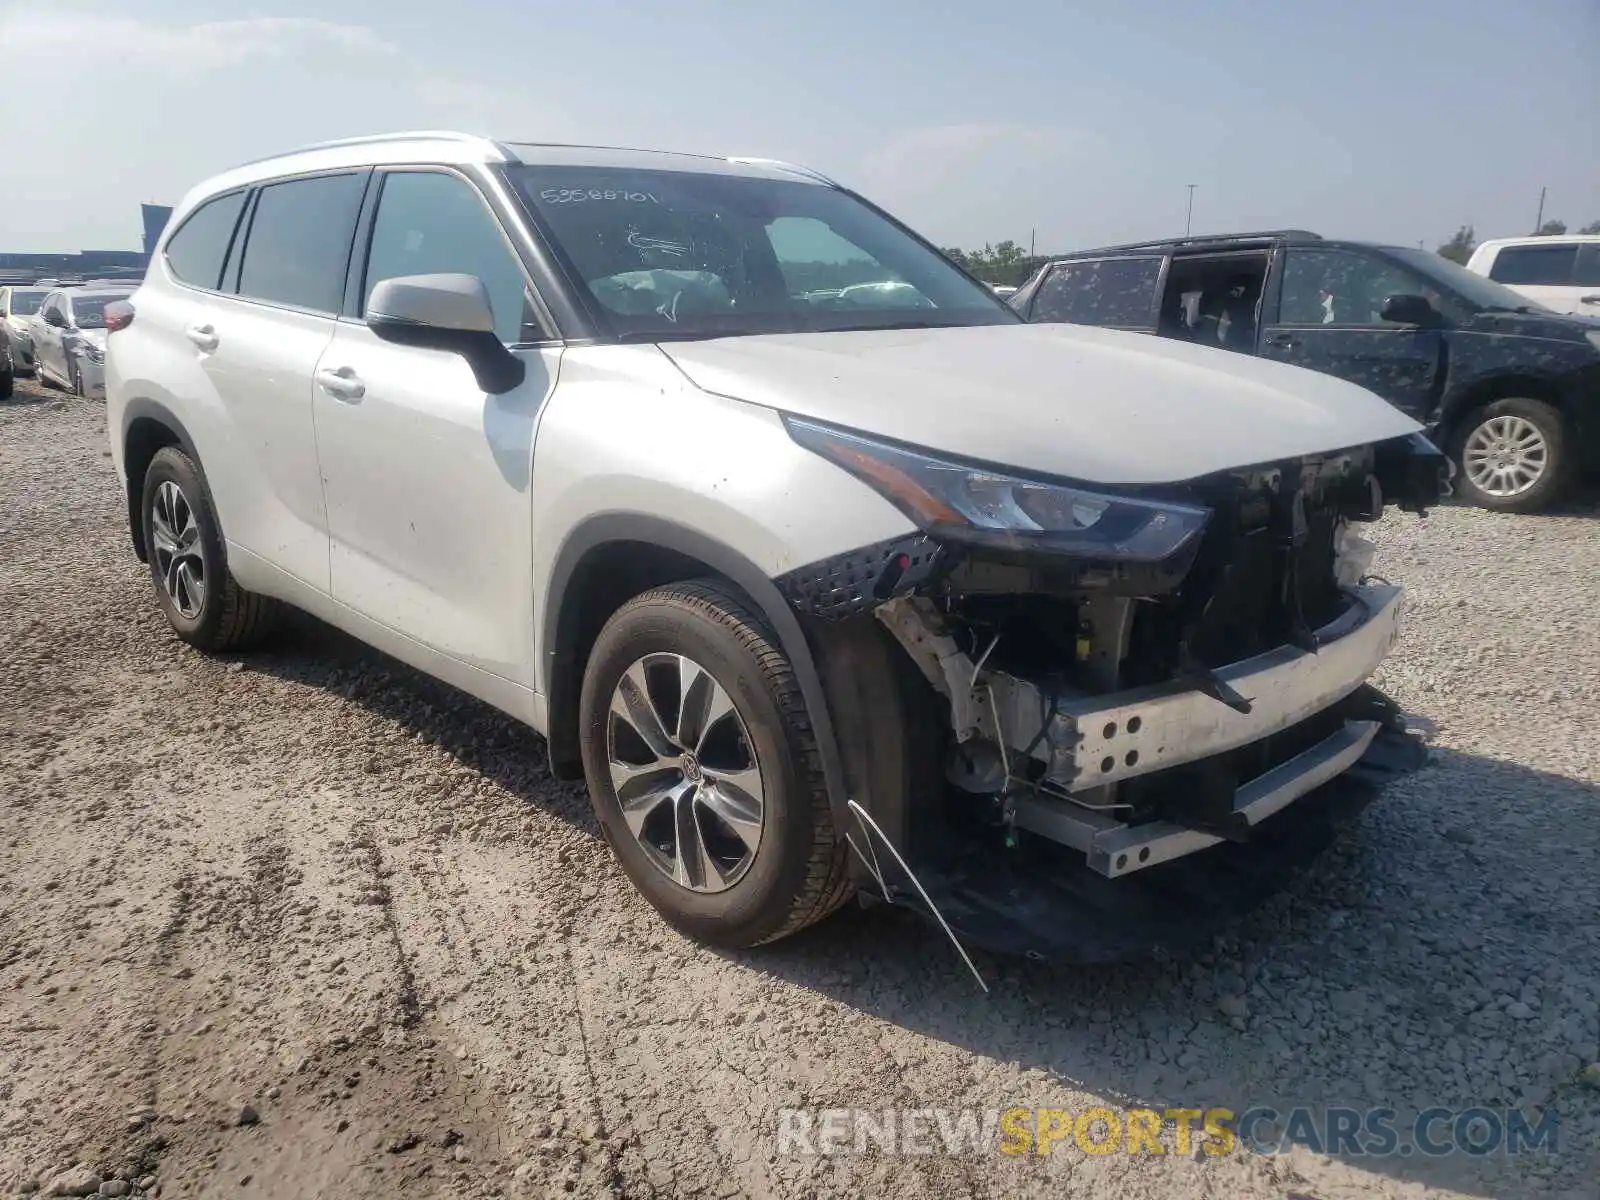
105 133 1448 964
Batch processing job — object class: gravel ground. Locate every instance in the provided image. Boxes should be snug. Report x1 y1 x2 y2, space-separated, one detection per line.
1 378 1597 1199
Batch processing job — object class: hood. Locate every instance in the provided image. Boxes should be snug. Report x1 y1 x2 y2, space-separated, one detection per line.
658 323 1421 485
1466 307 1600 340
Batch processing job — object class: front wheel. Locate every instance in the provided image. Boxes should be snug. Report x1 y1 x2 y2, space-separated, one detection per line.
578 580 851 948
140 446 281 651
1452 398 1571 513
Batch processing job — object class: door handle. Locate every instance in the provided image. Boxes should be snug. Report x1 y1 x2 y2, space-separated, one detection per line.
315 366 366 402
185 324 219 352
1266 333 1299 349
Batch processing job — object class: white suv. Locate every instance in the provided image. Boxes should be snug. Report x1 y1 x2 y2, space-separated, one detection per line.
106 132 1446 959
1464 235 1600 317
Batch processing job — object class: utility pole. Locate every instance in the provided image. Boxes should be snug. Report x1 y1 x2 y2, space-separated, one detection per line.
1533 186 1546 234
1029 228 1036 257
1185 184 1197 236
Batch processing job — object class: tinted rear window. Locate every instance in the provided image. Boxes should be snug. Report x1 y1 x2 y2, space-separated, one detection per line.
6 289 47 316
164 192 248 289
235 174 366 313
1030 257 1162 326
69 295 130 329
1487 243 1577 286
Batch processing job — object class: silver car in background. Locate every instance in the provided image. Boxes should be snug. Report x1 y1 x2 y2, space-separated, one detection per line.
1 285 50 376
29 286 132 398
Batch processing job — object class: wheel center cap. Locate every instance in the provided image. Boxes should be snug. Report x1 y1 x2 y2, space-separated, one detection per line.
681 753 704 784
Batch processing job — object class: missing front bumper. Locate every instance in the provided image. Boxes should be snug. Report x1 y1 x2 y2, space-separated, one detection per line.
986 583 1404 791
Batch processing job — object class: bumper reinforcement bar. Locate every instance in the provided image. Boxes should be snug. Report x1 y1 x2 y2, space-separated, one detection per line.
1012 718 1380 877
986 583 1404 791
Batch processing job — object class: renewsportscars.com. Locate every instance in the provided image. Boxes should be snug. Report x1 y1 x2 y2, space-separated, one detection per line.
775 1105 1561 1159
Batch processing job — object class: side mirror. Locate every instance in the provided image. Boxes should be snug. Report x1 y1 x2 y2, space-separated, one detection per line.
44 310 66 328
1379 293 1436 326
365 273 526 394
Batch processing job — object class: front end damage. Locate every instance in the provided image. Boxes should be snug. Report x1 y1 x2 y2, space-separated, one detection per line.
779 428 1449 962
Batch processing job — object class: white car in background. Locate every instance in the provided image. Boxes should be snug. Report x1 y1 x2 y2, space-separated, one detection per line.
29 285 133 398
1464 236 1600 317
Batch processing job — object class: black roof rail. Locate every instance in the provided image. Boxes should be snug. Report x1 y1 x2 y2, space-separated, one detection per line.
1060 229 1324 257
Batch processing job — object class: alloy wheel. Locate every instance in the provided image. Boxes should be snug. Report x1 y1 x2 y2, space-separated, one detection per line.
1463 415 1547 498
606 653 766 893
150 480 206 618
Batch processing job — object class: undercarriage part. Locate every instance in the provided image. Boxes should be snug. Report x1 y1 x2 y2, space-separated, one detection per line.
885 722 1415 963
1010 717 1379 877
873 596 993 742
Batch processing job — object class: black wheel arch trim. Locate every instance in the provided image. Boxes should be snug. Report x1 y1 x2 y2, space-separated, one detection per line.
542 513 856 860
121 398 203 562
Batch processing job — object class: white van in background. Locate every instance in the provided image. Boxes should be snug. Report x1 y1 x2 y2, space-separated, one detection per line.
1464 236 1600 317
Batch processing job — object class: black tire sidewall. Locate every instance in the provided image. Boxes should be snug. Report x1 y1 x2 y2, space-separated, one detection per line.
1452 398 1568 513
140 448 232 647
578 592 815 947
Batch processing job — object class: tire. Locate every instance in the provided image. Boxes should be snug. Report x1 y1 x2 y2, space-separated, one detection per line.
70 361 83 397
1451 397 1571 513
578 580 851 948
0 364 12 400
140 446 281 651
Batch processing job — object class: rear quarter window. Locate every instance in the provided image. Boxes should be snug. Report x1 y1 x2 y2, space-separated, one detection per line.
164 191 248 290
1486 243 1577 286
1030 257 1162 327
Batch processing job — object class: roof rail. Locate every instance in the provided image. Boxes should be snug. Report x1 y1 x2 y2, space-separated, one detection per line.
726 156 838 186
1066 229 1323 257
230 130 508 172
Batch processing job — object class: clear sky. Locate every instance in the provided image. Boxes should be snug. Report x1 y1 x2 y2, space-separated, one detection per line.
1 0 1595 255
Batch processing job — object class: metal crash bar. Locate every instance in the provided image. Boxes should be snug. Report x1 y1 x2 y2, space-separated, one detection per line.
1010 718 1380 878
985 584 1404 792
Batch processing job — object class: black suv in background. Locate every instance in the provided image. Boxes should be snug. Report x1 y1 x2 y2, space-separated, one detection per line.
1009 230 1600 512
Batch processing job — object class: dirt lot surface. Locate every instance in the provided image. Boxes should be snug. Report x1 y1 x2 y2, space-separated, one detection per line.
2 379 1597 1199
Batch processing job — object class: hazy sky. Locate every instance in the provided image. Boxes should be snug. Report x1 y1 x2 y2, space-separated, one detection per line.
1 0 1595 254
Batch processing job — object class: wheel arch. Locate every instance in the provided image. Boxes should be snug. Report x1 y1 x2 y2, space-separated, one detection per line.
541 514 854 849
1437 373 1571 445
122 398 201 563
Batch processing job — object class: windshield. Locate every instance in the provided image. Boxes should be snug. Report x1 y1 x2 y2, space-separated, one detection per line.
1381 246 1545 312
7 289 46 316
68 294 129 329
508 166 1015 339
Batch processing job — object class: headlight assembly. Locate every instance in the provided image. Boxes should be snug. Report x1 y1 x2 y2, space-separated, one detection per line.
784 416 1211 564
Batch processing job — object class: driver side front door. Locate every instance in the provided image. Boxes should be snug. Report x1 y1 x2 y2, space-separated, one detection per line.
1259 246 1447 422
314 166 561 688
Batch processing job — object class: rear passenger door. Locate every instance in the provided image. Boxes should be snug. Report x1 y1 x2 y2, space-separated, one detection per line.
202 171 368 593
314 166 561 685
1021 256 1163 332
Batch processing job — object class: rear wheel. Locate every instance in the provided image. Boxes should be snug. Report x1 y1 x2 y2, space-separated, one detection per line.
1453 397 1571 513
140 446 281 651
578 580 851 948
